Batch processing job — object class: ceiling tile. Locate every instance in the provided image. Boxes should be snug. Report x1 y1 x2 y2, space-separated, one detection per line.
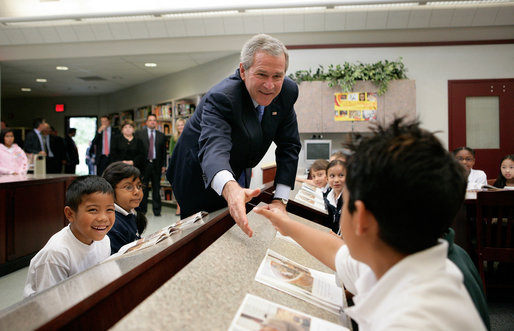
263 14 284 33
21 27 43 44
407 9 431 28
202 17 225 35
304 12 324 31
4 29 27 45
38 26 61 43
164 19 187 37
451 8 476 27
145 20 168 38
386 10 410 29
55 25 79 42
345 11 367 30
325 12 346 31
223 16 245 34
495 5 514 25
127 21 150 39
108 22 132 40
429 8 454 27
0 30 11 45
72 24 96 41
90 23 113 41
283 14 304 33
184 18 205 36
242 15 263 34
472 6 500 26
366 10 387 30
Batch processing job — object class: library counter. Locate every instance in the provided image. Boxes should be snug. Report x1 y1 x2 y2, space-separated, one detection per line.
112 205 344 330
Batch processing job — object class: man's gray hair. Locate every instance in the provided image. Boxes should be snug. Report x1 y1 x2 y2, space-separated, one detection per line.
240 34 289 72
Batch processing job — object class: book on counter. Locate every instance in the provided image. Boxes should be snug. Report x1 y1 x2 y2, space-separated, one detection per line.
255 249 344 315
229 294 348 331
294 183 327 212
108 211 208 258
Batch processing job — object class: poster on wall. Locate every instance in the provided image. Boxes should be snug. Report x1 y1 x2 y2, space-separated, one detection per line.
334 92 378 121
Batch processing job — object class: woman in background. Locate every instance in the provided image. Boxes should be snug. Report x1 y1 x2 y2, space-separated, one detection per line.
0 129 28 175
111 120 145 173
452 147 487 190
493 154 514 189
169 118 186 216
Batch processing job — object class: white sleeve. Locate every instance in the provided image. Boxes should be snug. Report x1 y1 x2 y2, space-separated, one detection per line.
211 170 235 196
334 245 366 295
25 261 69 297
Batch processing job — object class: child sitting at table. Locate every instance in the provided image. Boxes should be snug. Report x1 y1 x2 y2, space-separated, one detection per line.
102 161 147 254
453 146 487 190
255 118 485 330
493 154 514 189
24 176 114 297
323 159 345 234
296 159 329 191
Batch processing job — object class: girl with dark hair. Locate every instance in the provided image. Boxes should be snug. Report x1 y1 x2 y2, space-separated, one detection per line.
493 154 514 188
0 129 28 175
452 146 487 190
102 161 148 254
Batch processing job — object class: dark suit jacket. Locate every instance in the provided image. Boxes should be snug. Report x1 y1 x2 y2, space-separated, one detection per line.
90 126 120 165
110 135 146 172
135 127 167 169
24 129 44 154
64 135 79 165
49 135 66 163
167 69 301 217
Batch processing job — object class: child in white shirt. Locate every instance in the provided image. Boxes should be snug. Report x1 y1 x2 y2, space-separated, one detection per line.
453 146 487 190
24 176 115 297
255 119 485 330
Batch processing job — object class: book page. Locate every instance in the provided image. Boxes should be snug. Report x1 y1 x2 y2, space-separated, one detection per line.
229 294 348 331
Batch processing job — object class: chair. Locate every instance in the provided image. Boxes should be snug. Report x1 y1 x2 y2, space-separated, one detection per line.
475 190 514 293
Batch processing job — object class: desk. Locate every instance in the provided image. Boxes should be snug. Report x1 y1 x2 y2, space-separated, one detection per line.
112 206 345 330
452 192 478 258
0 174 76 276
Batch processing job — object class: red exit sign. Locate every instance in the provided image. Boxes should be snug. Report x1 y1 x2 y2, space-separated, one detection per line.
55 104 65 112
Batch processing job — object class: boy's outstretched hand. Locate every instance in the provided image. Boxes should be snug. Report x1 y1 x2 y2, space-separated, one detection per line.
253 204 291 235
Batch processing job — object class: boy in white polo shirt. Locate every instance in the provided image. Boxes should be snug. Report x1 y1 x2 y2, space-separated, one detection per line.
255 118 486 330
24 176 115 297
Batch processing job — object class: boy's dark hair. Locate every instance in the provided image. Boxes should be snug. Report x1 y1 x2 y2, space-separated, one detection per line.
493 154 514 188
327 159 346 172
102 161 147 234
310 159 329 172
345 118 466 254
0 129 14 145
452 146 475 157
66 176 114 212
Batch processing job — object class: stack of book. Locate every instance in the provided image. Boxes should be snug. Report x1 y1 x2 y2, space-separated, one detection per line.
294 183 327 212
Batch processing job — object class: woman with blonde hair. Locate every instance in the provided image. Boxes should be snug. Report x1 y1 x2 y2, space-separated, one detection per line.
169 118 186 216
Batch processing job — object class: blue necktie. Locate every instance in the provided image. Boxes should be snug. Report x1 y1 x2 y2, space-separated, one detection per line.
237 105 265 187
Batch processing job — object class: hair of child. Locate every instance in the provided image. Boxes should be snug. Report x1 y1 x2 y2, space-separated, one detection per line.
345 118 467 254
493 154 514 188
65 175 114 212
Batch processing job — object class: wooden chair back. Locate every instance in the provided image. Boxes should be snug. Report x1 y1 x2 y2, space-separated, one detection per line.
475 190 514 292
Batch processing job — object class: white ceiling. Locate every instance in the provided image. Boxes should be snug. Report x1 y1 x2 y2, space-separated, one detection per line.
0 0 513 98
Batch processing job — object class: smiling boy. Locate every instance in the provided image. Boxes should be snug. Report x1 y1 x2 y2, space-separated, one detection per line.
24 176 115 297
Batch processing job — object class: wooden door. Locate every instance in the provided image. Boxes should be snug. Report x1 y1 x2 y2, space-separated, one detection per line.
448 79 514 178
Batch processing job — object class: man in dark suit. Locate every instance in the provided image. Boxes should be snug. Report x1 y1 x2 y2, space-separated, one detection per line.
90 115 119 176
64 128 80 174
24 117 47 156
167 34 301 237
43 124 65 174
136 114 167 216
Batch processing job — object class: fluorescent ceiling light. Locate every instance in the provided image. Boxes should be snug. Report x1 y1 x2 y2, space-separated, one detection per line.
56 66 69 70
161 10 239 18
335 2 419 9
246 6 326 14
82 15 155 22
4 19 79 26
21 88 32 92
145 63 157 67
36 78 47 83
426 0 510 5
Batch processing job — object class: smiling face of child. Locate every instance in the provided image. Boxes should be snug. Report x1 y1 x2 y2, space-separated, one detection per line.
328 164 345 196
66 192 115 245
311 169 328 188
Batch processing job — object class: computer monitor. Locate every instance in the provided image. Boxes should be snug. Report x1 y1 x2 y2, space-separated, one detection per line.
304 139 332 163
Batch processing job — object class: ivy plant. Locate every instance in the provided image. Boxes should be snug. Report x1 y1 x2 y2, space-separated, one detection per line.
288 58 408 95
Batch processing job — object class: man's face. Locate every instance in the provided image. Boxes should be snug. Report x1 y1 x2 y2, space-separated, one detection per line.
100 117 110 128
239 51 286 107
146 116 157 129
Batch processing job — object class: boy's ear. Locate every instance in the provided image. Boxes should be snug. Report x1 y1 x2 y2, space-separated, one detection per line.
64 206 75 223
353 200 376 236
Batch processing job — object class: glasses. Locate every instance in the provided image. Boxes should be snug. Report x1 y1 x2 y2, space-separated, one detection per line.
456 157 474 162
120 184 143 192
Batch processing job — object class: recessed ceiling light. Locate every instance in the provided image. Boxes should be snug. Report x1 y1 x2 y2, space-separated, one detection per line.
145 63 157 67
56 66 69 71
36 78 47 83
21 88 32 92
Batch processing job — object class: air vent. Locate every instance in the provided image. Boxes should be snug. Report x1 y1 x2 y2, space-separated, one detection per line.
77 76 106 81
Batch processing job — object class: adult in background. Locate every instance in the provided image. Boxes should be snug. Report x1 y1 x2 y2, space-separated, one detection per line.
90 115 119 176
24 118 47 156
169 118 186 216
136 114 166 216
0 128 28 175
43 124 66 174
167 34 301 236
64 128 80 174
110 120 145 173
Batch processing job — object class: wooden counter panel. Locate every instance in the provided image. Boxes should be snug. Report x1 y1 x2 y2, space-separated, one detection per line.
0 190 7 264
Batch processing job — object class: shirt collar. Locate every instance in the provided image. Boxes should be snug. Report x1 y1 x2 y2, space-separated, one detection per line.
115 203 137 216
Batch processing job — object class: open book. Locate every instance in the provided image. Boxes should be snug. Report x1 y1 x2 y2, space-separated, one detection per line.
229 294 348 331
294 183 327 212
255 249 344 315
111 211 208 257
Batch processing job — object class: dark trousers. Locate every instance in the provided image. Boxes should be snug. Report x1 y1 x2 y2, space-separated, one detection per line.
141 161 162 215
96 155 111 177
64 164 77 174
46 157 62 174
